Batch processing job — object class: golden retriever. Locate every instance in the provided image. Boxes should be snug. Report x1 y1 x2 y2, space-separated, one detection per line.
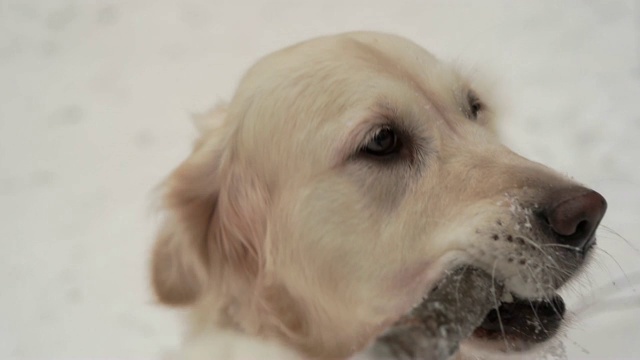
150 32 607 359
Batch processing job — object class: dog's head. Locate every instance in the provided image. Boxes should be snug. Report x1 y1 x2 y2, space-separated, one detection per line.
151 32 606 358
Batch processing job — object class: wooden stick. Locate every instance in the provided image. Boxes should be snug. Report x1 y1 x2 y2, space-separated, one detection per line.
365 267 503 360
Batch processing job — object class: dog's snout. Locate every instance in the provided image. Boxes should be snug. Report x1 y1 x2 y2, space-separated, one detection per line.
543 189 607 250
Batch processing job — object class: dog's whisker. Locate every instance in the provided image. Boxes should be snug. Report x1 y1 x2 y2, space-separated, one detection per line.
546 294 565 322
491 259 510 352
521 236 572 276
517 235 567 273
598 224 639 252
572 270 640 316
566 268 597 303
540 243 581 251
453 265 470 336
589 254 616 282
524 265 564 318
522 264 550 333
593 247 632 288
537 259 573 280
519 235 550 254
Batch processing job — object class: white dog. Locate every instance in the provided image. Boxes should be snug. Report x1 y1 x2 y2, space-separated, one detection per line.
151 32 607 359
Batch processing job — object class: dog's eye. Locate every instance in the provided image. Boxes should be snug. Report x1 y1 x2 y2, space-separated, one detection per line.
467 91 483 120
362 127 400 156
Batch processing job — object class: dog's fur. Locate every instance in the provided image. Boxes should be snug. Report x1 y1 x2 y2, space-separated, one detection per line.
151 32 600 359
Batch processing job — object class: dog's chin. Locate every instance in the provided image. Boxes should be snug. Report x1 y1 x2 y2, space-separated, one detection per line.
467 292 565 353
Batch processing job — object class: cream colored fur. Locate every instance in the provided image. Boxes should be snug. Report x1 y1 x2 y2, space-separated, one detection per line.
151 32 586 359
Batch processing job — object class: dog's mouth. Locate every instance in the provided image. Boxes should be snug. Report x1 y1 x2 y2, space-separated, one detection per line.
374 267 569 359
471 291 566 349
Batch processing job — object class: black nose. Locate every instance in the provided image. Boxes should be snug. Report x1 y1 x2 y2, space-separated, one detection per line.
544 189 607 250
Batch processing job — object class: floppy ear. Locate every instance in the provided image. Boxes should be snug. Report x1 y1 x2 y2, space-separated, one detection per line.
151 140 223 305
150 105 231 305
151 105 269 305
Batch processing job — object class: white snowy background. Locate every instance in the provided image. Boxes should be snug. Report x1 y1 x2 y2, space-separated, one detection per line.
1 0 639 359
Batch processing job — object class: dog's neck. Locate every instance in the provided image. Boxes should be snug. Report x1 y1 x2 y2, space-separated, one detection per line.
187 274 378 359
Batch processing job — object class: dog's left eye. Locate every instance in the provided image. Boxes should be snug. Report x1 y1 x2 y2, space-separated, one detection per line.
466 91 483 120
362 127 401 156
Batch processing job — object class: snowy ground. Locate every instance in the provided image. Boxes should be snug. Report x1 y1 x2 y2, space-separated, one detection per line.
1 1 639 359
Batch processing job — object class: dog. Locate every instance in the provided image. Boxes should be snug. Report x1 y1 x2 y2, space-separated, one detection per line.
150 32 607 359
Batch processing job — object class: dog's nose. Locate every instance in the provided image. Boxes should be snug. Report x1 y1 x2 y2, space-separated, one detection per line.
544 190 607 250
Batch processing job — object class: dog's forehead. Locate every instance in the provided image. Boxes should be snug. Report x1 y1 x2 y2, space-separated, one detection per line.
245 32 463 100
242 35 460 121
226 32 473 178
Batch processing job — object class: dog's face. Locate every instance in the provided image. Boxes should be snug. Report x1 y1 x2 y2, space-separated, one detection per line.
151 32 606 358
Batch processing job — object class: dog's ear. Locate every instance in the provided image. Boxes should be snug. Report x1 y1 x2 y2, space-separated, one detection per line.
151 105 269 305
150 105 230 305
151 138 223 305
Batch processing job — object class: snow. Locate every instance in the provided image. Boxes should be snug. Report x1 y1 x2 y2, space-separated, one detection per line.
1 0 638 358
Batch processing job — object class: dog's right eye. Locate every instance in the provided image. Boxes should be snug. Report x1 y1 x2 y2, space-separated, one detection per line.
466 90 483 120
361 127 401 157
